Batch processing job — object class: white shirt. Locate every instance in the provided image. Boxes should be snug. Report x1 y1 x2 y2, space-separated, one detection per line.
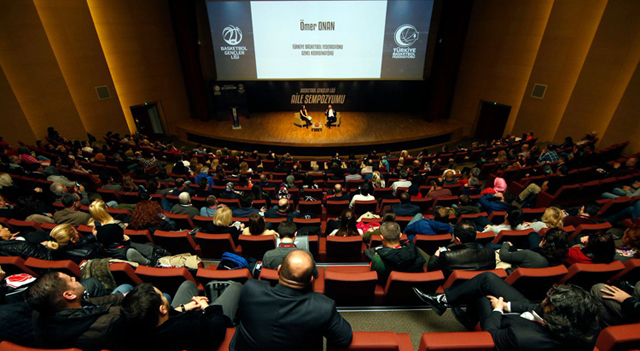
350 194 376 208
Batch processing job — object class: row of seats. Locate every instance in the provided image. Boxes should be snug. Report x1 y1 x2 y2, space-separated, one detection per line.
0 216 616 262
2 255 637 306
2 323 638 351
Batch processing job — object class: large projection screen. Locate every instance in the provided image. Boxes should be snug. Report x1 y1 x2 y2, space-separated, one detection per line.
206 0 434 81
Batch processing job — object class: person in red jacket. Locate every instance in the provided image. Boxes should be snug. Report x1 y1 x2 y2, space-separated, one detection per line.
565 231 615 265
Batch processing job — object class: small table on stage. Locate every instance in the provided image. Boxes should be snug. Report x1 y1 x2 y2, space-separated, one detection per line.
311 121 322 132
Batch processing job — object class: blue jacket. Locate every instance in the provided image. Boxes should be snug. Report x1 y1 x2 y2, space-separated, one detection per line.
478 194 510 214
405 219 453 236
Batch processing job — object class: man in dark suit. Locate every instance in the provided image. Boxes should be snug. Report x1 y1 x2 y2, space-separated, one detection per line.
325 104 337 128
230 250 352 351
413 272 600 351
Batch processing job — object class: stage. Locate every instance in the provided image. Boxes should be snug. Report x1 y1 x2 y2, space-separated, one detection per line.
176 112 464 156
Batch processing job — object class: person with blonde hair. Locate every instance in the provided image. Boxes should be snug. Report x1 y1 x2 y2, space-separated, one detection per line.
42 223 100 264
371 171 385 188
88 199 122 227
203 206 243 243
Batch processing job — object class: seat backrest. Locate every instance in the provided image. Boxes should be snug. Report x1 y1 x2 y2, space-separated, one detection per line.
124 229 154 244
24 258 81 278
195 267 252 285
569 222 612 240
258 268 279 287
353 200 378 217
413 234 453 256
297 200 323 216
326 331 410 351
109 262 143 286
0 256 38 277
326 235 364 262
324 270 378 306
164 213 195 230
418 331 494 351
384 271 444 305
195 232 236 259
492 228 535 247
609 258 640 284
153 230 199 255
558 262 625 289
504 265 568 301
7 219 41 232
325 200 350 217
134 266 196 296
0 341 82 351
595 323 640 351
441 269 507 291
238 235 276 260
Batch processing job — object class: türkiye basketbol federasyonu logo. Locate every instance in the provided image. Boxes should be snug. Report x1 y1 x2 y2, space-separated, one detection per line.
393 24 418 59
221 25 247 59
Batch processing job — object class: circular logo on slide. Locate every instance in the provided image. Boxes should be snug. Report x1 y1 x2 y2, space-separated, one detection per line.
394 24 419 47
222 25 243 45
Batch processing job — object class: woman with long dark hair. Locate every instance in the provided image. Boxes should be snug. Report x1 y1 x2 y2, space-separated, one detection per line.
329 209 363 237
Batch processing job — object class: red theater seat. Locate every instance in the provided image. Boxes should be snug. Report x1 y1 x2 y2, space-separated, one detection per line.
0 256 38 277
324 270 379 306
195 267 252 286
153 230 202 256
557 262 625 289
0 341 81 351
418 331 494 351
504 265 568 301
436 269 507 294
237 235 276 260
327 331 414 351
383 271 444 306
134 266 197 297
594 323 640 351
24 258 81 278
195 232 237 259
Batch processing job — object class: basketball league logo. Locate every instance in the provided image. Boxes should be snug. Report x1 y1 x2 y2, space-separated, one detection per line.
222 25 243 45
394 25 419 47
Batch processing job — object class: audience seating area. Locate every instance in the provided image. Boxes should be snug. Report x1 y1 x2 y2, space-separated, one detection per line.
1 131 639 350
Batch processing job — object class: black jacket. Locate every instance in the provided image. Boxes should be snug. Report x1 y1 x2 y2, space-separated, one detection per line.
427 242 496 277
0 240 52 260
364 240 426 284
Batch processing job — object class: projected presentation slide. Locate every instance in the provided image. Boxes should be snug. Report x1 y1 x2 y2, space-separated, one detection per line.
207 0 434 80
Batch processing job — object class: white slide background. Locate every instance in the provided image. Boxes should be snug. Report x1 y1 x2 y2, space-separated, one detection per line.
251 1 387 79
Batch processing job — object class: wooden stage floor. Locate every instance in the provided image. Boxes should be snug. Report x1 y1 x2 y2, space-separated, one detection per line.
176 112 463 156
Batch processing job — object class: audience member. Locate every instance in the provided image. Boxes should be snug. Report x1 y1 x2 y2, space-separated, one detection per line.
53 193 91 226
391 191 421 217
364 222 426 284
231 250 352 350
170 192 199 219
414 272 600 351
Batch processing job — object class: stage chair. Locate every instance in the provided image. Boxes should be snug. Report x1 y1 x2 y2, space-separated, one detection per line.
195 233 237 259
418 331 494 351
504 265 568 301
413 234 453 256
383 271 445 306
327 331 414 351
24 258 81 278
293 112 304 127
109 262 143 286
237 235 276 260
557 262 625 290
135 266 197 297
324 270 379 306
0 256 38 277
153 230 202 256
594 323 640 351
195 267 252 286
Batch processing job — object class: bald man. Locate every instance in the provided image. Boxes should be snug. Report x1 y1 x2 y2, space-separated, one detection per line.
264 198 300 221
230 250 352 351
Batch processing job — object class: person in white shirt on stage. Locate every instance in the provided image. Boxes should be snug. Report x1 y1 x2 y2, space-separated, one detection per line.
300 105 312 128
325 105 337 128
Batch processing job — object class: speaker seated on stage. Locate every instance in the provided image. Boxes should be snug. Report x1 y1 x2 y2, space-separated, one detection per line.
299 105 312 128
325 105 337 128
